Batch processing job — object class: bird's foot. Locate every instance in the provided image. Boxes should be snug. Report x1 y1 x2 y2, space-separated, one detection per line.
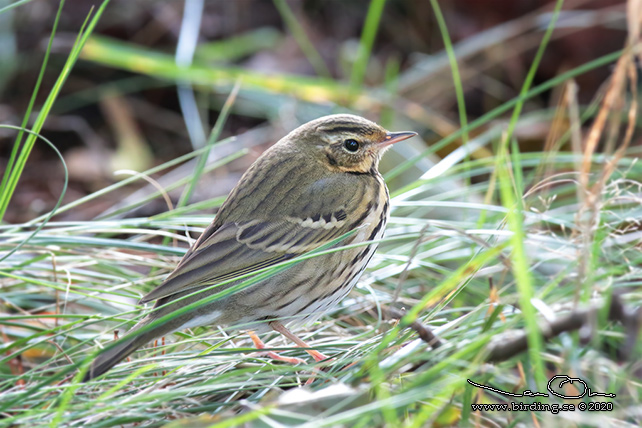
268 321 331 362
248 331 307 365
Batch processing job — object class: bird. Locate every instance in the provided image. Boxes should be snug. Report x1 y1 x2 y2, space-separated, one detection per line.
83 114 417 381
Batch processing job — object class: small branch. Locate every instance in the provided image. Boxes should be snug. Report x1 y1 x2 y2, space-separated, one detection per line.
486 293 640 362
405 294 640 374
384 306 443 349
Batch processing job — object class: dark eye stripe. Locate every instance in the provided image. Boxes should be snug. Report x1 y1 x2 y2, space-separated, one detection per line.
329 126 368 135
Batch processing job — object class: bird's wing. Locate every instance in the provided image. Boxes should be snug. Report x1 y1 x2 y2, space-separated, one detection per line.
140 153 377 304
139 211 358 303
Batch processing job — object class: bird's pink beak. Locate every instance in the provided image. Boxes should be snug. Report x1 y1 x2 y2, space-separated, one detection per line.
379 131 418 148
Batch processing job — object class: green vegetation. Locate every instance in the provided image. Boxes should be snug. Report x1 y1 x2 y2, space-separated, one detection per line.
0 1 640 426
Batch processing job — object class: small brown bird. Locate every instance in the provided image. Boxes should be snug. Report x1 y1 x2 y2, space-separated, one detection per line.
84 114 416 380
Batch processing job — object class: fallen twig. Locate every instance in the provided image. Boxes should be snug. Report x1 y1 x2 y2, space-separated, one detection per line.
384 306 443 349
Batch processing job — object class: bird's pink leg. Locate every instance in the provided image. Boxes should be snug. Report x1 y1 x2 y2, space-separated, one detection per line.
248 331 307 365
269 321 329 362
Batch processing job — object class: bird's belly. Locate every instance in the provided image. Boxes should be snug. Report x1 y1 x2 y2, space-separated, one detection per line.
176 204 389 333
242 208 389 330
227 246 378 332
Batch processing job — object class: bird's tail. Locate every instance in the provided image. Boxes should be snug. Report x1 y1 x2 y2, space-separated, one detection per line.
82 318 173 382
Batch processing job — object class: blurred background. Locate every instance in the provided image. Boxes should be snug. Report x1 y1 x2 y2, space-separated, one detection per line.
0 0 627 223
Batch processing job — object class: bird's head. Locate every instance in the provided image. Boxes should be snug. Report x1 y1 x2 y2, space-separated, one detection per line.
284 114 417 175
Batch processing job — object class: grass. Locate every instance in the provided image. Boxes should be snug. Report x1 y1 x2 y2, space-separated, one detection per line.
1 1 641 427
0 0 109 222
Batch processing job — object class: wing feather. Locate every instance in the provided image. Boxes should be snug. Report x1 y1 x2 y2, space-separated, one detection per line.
139 162 374 304
139 216 352 303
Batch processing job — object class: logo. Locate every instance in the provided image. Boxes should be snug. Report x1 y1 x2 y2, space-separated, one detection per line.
467 375 616 399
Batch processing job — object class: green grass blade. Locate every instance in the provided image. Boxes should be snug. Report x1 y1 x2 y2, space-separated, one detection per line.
273 0 331 78
497 137 546 388
350 0 387 88
0 0 34 15
177 81 241 208
0 126 68 263
0 0 65 221
0 0 110 221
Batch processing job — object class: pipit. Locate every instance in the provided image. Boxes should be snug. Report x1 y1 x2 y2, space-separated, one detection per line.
84 114 416 381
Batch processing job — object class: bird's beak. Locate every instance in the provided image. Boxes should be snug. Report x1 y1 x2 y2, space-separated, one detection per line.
379 131 418 148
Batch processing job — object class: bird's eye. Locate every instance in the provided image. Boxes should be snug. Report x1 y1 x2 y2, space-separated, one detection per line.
343 139 360 152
